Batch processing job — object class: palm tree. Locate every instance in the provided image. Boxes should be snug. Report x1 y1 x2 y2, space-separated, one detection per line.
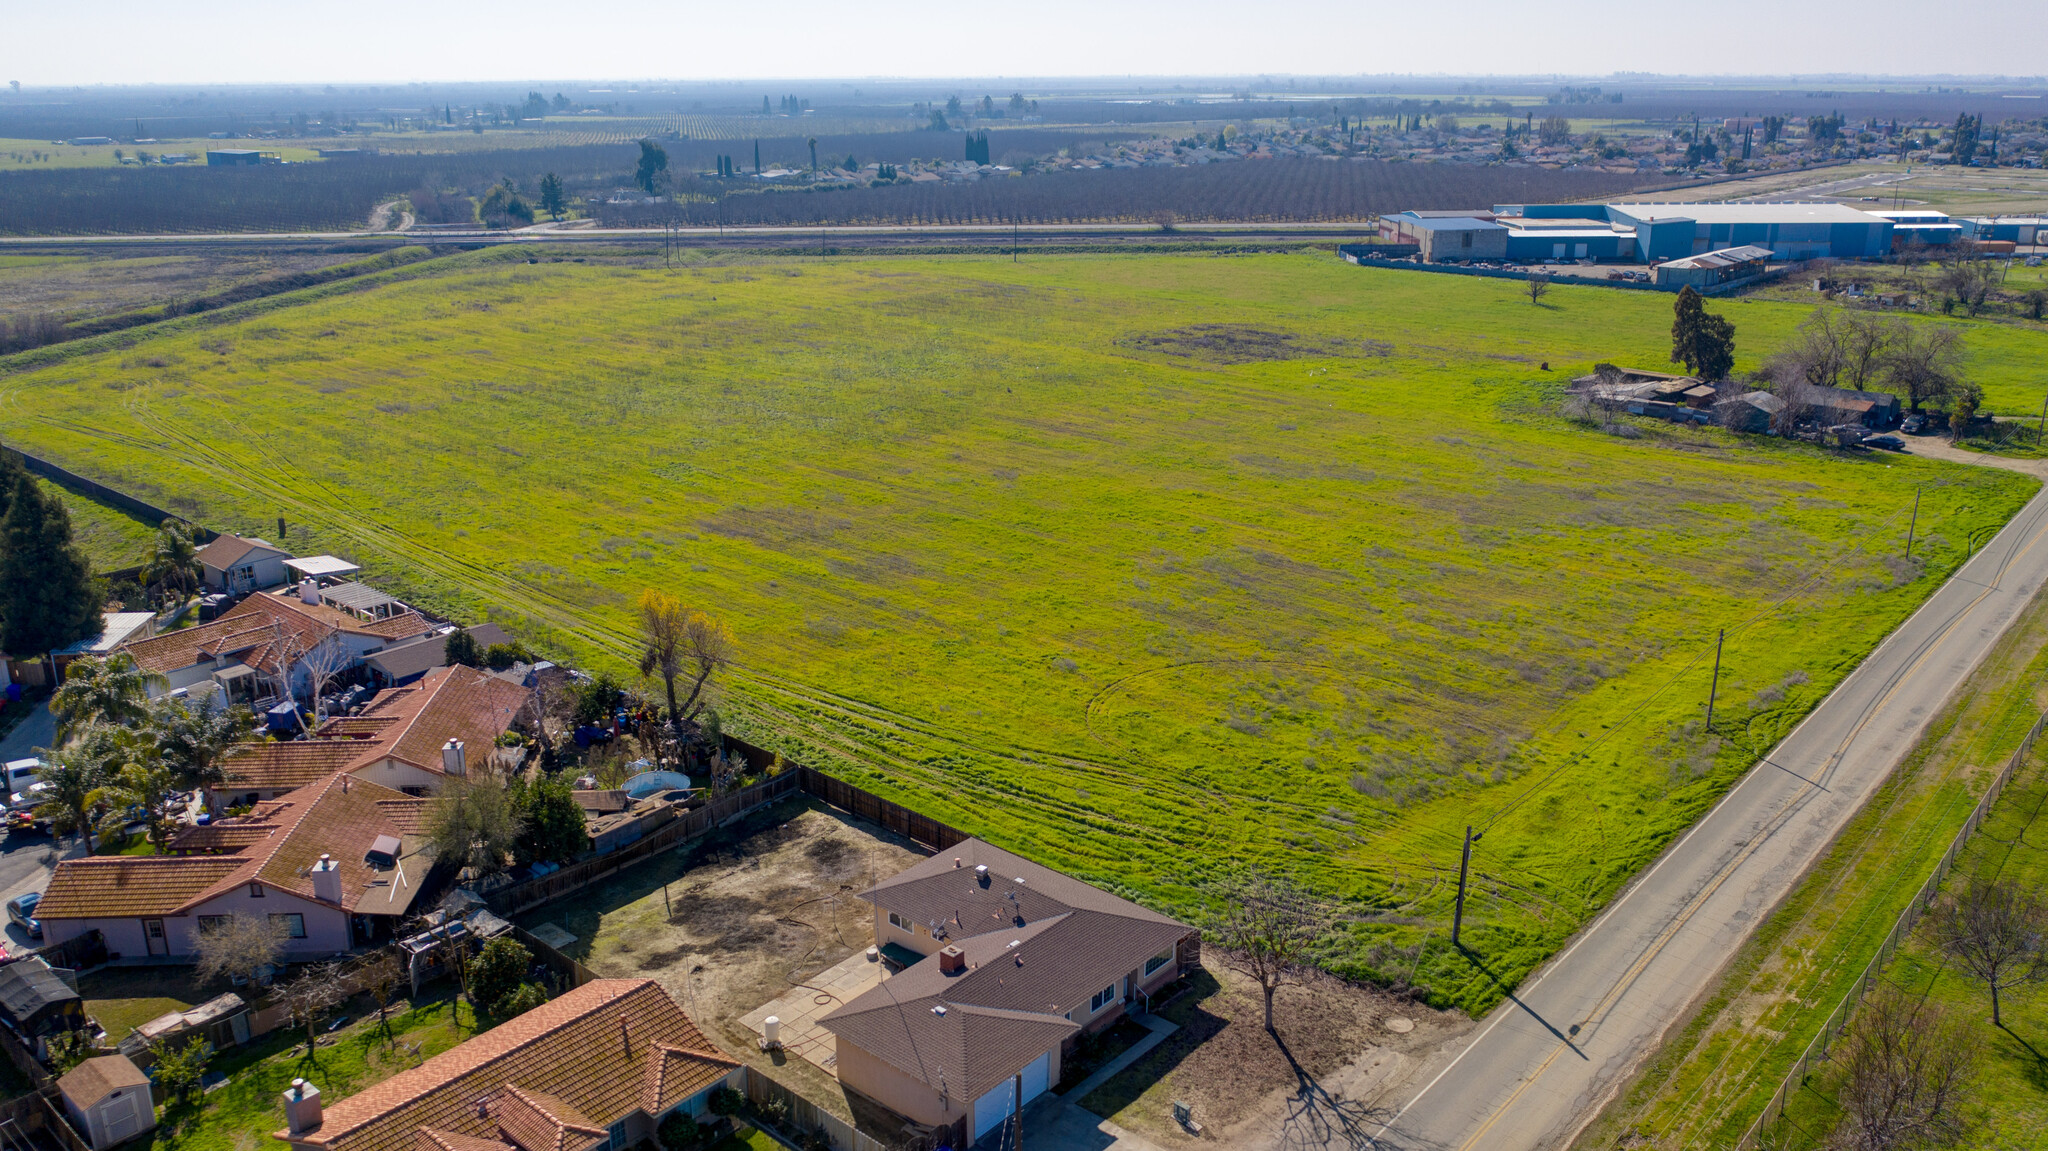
807 137 818 173
50 653 165 737
141 521 202 606
34 736 114 851
93 747 181 854
149 698 256 792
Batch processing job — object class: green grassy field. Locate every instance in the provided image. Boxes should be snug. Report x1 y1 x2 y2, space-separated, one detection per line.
42 477 159 570
2 249 2044 1013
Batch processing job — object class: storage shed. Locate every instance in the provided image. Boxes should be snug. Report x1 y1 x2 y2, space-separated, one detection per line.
0 958 86 1040
1653 245 1775 288
58 1055 156 1149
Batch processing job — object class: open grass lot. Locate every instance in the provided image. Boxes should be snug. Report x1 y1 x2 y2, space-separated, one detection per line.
0 248 379 322
2 250 2045 1012
44 477 161 570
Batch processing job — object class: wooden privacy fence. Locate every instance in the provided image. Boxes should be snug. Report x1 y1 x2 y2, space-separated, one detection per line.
1735 707 2048 1149
742 1066 936 1151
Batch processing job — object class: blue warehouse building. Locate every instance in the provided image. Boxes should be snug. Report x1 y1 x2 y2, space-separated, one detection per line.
1385 202 1945 264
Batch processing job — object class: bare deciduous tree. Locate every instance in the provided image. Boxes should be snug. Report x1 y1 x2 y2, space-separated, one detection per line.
280 961 347 1055
193 914 287 990
1525 275 1550 306
1209 872 1331 1036
358 950 405 1035
1826 985 1975 1151
1924 875 2048 1027
1881 324 1966 415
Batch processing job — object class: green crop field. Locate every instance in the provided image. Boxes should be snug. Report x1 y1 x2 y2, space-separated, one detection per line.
1 249 2043 1013
42 477 160 571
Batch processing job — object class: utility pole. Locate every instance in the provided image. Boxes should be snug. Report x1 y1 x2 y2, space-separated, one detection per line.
1906 486 1921 557
1452 825 1476 947
1705 629 1725 731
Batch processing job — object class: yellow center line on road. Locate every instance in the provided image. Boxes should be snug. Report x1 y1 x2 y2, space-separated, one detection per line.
1444 502 2048 1151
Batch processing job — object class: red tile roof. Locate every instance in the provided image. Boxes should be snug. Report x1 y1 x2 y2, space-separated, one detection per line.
349 666 532 775
41 774 428 923
284 981 734 1151
492 1088 607 1151
35 856 246 919
218 741 364 793
416 1131 517 1151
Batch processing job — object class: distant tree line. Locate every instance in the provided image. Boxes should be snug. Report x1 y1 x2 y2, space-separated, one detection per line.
595 159 1653 228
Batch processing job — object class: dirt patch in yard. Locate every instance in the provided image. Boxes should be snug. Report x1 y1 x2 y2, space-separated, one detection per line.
1116 324 1391 364
1080 955 1468 1147
520 797 927 1122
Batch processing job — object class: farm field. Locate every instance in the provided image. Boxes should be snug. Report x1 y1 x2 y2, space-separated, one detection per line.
43 477 159 570
1 250 2043 1013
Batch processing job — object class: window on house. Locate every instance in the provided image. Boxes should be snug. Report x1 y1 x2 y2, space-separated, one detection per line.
248 883 265 898
270 913 306 939
888 911 909 932
1145 948 1174 976
197 915 231 935
1090 984 1117 1012
607 1122 626 1150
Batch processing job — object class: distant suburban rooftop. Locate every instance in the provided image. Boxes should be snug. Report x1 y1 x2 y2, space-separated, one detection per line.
1608 202 1889 225
285 556 362 579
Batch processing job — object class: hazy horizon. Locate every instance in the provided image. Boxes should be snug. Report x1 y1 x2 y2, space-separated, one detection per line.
9 0 2048 89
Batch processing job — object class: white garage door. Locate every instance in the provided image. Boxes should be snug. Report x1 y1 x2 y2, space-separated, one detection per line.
972 1051 1052 1139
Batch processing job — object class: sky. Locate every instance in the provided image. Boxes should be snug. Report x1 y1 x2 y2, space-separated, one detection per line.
7 0 2048 87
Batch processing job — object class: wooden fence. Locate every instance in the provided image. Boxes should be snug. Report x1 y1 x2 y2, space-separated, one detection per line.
1734 706 2048 1149
0 1090 94 1151
741 1066 947 1151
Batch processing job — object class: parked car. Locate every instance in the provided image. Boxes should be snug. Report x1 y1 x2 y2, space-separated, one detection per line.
7 892 41 939
1866 435 1906 451
1901 414 1927 434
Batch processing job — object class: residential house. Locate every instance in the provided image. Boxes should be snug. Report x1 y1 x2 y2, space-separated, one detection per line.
122 588 433 705
276 979 740 1151
34 772 432 961
821 840 1198 1144
214 665 535 807
1790 383 1903 429
364 625 514 688
57 1056 156 1150
197 535 294 595
1715 391 1788 434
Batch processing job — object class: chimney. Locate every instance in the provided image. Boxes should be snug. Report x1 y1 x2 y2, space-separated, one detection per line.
442 738 466 777
310 854 343 904
299 577 320 605
283 1078 323 1135
938 945 965 975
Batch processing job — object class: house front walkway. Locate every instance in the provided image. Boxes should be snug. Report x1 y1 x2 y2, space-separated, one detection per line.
1063 1012 1178 1101
739 948 885 1075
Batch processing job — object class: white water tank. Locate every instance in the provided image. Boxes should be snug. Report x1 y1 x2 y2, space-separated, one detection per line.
763 1016 780 1046
299 578 320 605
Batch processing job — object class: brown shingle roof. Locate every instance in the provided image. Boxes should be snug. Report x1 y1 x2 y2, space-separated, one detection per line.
36 857 245 920
196 534 287 572
167 822 279 853
57 1055 151 1107
862 839 1189 937
285 981 731 1151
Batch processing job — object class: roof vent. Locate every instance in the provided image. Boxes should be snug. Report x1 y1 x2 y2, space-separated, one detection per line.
975 864 990 887
1006 939 1021 949
938 945 965 975
1015 877 1026 885
952 858 962 869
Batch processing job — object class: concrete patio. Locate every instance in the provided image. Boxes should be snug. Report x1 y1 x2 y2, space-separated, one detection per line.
739 948 886 1075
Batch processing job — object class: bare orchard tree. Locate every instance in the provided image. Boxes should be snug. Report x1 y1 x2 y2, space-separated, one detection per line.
280 961 347 1055
193 913 287 990
1923 875 2048 1027
1208 872 1332 1036
1826 984 1975 1151
1762 307 1902 394
1525 274 1550 306
1933 256 1998 316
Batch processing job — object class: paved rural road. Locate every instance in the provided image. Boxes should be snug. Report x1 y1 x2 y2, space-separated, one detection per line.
1369 470 2048 1151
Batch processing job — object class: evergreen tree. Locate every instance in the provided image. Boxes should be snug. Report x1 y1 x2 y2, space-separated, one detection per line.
632 140 668 194
753 140 760 174
0 445 25 523
538 173 565 220
0 474 98 656
444 629 482 668
1669 287 1737 381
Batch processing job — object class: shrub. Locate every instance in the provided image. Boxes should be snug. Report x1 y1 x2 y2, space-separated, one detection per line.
657 1113 700 1151
498 983 549 1017
466 937 533 1014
